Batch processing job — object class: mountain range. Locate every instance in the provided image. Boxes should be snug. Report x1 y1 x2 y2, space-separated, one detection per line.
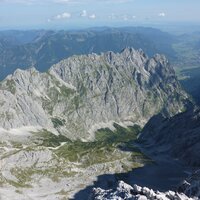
0 48 188 140
1 27 200 107
0 48 195 199
0 27 180 80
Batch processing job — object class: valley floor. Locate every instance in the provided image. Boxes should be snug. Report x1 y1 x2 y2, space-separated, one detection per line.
0 124 149 200
73 145 197 199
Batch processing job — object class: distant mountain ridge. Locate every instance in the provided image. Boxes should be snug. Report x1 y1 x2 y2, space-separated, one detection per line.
0 27 176 80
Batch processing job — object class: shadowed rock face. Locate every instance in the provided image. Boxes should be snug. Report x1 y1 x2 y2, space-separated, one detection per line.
89 69 200 200
0 48 188 140
139 107 200 167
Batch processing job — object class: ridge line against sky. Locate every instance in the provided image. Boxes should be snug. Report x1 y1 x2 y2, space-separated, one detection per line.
0 0 199 29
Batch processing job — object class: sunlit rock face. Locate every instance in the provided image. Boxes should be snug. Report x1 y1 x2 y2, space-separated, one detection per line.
0 48 188 140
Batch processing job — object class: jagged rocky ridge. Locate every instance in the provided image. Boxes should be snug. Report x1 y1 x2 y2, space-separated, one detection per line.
0 48 188 140
91 172 200 200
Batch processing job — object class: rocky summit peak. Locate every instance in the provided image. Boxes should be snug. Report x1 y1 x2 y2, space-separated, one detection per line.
120 47 147 61
121 47 145 55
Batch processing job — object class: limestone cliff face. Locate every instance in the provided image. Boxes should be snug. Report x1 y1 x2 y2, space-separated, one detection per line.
0 48 188 140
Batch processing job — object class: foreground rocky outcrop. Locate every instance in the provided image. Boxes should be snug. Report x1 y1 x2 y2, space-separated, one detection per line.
91 174 200 200
0 48 189 140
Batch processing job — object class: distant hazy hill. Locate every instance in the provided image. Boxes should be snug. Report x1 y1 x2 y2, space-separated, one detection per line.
0 30 46 45
0 27 176 80
172 32 200 69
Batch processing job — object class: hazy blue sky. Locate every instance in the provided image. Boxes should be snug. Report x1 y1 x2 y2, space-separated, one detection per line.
0 0 200 29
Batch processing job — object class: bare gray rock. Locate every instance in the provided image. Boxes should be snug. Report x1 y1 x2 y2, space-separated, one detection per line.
90 180 196 200
0 48 189 140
